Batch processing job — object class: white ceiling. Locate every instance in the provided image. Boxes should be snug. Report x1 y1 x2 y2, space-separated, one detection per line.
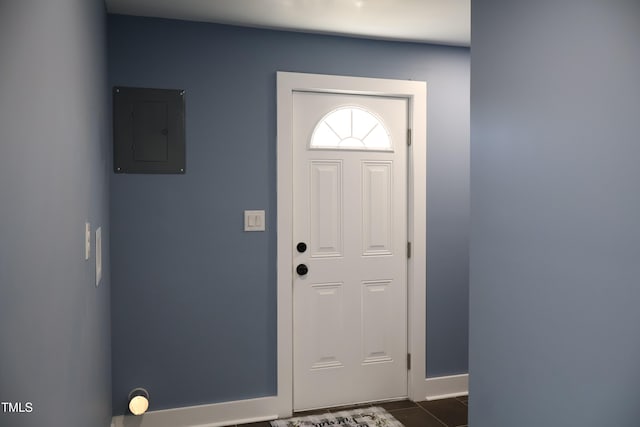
105 0 470 47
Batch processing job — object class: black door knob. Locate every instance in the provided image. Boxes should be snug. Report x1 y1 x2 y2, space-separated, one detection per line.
296 264 309 276
296 242 307 253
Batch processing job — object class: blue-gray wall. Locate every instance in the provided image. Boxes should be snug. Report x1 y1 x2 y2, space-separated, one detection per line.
0 1 111 426
470 1 640 425
108 15 469 414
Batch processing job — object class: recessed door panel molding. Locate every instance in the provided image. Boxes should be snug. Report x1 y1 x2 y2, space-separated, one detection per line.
309 283 345 370
309 161 343 258
361 280 394 365
362 161 393 256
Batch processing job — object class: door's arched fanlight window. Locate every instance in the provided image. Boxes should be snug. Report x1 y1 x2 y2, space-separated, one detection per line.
310 106 392 151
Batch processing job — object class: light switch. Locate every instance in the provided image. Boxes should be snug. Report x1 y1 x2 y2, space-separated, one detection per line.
96 226 102 286
85 222 91 260
244 210 265 232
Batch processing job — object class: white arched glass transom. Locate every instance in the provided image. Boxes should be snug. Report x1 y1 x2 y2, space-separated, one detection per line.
310 106 393 151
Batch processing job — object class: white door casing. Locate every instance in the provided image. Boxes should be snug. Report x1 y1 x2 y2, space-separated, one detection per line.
276 72 427 417
292 92 408 410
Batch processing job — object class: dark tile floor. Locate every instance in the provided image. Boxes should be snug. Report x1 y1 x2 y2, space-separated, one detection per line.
235 396 468 427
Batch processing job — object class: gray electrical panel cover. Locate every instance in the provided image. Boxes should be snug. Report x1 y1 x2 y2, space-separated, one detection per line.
113 87 185 174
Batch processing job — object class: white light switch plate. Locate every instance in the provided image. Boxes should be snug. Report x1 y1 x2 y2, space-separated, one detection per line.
85 222 91 260
95 226 102 286
244 210 265 231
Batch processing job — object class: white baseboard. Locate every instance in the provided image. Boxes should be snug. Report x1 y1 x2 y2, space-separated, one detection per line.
110 374 468 427
111 396 279 427
418 373 469 401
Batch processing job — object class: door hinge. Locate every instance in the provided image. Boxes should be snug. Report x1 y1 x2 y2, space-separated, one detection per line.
407 128 412 146
407 241 412 259
407 353 412 370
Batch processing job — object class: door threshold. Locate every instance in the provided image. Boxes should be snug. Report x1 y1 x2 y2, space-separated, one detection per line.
294 396 409 415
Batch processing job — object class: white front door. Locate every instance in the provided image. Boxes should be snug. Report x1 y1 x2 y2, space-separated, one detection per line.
292 91 409 411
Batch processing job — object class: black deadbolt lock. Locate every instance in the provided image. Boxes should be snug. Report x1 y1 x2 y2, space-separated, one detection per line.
296 242 307 253
296 264 309 276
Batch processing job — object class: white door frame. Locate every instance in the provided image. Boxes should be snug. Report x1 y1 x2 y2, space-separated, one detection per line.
276 71 427 417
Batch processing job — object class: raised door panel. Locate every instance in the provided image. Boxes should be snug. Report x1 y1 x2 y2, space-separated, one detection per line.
310 161 343 258
361 280 394 365
362 161 393 256
308 282 345 370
